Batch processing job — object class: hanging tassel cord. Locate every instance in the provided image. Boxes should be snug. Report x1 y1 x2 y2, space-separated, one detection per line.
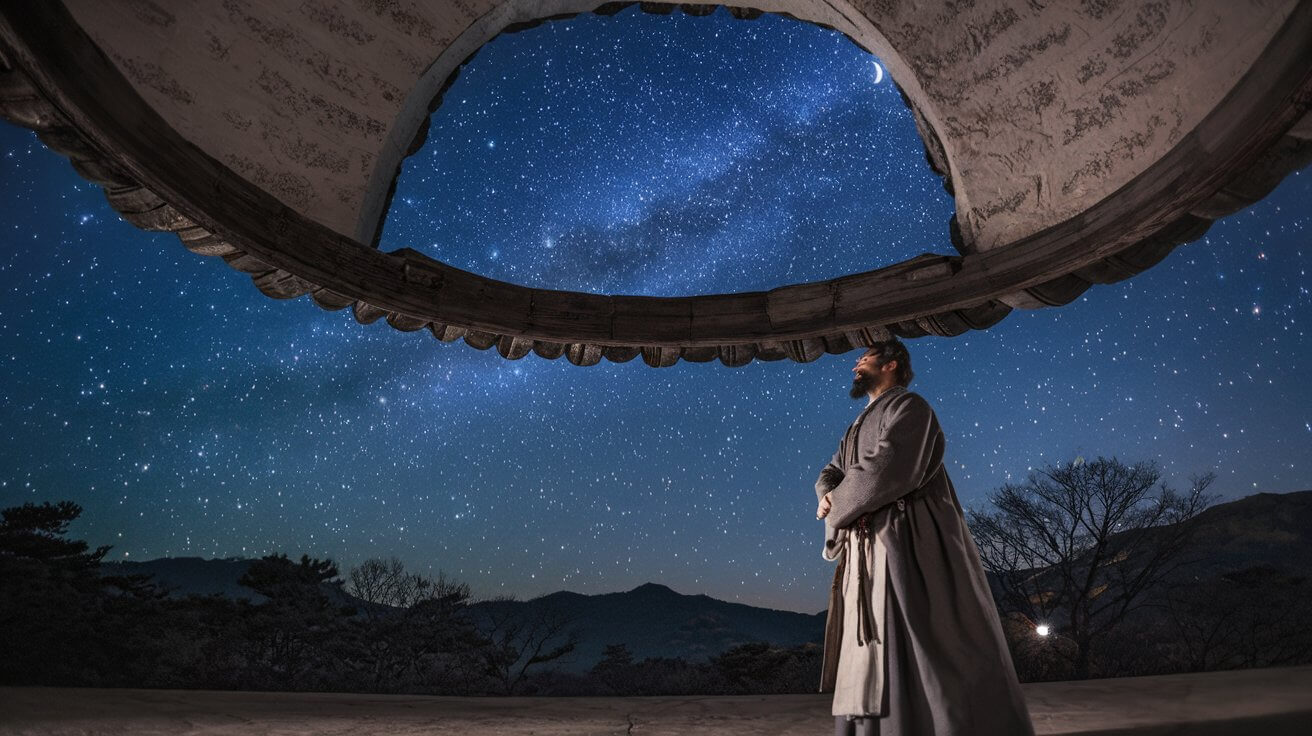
854 514 879 646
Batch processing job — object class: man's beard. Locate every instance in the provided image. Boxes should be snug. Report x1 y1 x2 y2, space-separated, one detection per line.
849 373 875 399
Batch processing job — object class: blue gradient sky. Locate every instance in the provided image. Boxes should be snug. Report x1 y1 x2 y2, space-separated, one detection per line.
0 7 1308 613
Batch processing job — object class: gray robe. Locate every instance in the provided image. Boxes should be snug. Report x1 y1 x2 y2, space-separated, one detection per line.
816 385 1034 735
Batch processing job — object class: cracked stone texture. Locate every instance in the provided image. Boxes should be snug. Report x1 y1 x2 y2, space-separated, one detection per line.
62 0 1298 251
2 665 1312 735
889 0 1297 253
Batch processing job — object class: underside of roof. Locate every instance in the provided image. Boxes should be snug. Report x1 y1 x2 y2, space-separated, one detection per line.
0 1 1309 366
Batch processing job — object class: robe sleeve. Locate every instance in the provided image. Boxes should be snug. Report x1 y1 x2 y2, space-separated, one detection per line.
822 524 846 562
817 444 846 562
825 391 942 530
815 444 845 502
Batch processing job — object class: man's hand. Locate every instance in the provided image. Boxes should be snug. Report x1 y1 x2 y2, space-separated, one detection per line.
816 492 832 520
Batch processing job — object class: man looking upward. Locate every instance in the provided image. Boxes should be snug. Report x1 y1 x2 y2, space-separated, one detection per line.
816 339 1033 736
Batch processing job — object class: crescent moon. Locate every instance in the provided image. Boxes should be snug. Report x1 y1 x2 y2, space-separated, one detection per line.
873 62 884 85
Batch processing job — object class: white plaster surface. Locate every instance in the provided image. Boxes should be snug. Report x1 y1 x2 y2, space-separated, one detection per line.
58 1 1300 254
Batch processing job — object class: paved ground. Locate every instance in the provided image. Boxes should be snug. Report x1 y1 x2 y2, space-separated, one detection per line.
3 665 1311 735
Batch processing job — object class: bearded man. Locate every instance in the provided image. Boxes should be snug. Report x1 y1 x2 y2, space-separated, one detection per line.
815 339 1033 736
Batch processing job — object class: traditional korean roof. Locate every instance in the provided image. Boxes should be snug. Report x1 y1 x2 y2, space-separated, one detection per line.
1 1 1309 367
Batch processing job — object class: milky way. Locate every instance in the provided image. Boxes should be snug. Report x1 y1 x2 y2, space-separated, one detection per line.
0 7 1308 613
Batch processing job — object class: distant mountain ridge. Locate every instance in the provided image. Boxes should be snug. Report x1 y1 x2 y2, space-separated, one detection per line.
99 490 1311 672
101 556 263 601
467 581 824 672
98 558 825 672
1173 490 1312 578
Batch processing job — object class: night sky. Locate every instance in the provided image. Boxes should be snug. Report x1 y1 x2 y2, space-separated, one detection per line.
1 7 1308 614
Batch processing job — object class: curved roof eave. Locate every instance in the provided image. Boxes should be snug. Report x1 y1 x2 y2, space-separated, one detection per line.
0 2 1309 367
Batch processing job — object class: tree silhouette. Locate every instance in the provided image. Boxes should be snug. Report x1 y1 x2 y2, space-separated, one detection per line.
0 500 162 684
969 456 1214 679
474 594 580 694
237 553 353 688
1163 564 1312 671
347 556 457 614
588 643 636 694
344 557 482 692
593 642 634 671
0 500 109 573
709 641 819 694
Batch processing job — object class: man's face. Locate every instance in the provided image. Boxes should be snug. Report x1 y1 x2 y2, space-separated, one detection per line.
849 350 887 399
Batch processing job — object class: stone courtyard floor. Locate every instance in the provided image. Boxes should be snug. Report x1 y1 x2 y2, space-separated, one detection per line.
3 665 1310 735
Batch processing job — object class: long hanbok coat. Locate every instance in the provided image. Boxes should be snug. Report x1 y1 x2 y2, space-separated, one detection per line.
816 385 1034 735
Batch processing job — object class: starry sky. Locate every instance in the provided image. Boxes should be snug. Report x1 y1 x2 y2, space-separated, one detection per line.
0 7 1308 614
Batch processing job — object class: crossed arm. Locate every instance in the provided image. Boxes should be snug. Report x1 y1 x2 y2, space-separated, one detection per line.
813 391 943 530
815 445 844 517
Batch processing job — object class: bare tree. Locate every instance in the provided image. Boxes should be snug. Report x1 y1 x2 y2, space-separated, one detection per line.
347 558 391 611
474 594 580 694
345 557 481 691
968 456 1214 679
1162 565 1312 672
347 556 449 615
